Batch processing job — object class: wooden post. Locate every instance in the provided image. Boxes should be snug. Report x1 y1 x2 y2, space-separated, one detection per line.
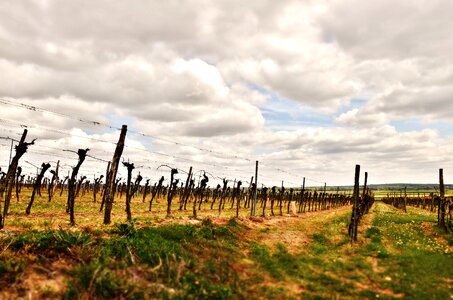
299 177 305 213
103 125 127 225
362 172 368 198
439 169 445 198
99 161 111 211
351 164 360 244
439 168 447 231
403 186 407 212
280 180 284 216
252 161 258 216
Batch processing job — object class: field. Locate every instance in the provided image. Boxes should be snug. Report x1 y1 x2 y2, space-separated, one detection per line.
2 2 453 299
0 189 452 299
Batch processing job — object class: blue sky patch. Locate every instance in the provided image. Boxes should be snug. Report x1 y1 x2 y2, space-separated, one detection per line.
391 117 453 136
251 83 336 130
336 98 367 114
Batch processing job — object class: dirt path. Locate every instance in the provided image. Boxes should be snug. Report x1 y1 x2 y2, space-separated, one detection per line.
242 205 352 253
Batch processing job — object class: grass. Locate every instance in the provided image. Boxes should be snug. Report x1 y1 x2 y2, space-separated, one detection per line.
0 188 452 299
368 203 452 299
246 202 452 299
4 187 264 231
2 218 246 299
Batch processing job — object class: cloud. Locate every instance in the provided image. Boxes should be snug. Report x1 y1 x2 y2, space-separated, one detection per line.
316 0 453 125
319 0 453 60
336 108 388 127
1 0 453 184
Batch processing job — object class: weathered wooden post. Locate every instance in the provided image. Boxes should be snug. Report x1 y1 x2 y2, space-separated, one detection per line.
252 161 258 216
298 177 305 213
362 172 368 198
99 162 111 210
403 186 407 212
103 125 127 225
279 181 284 216
439 168 447 231
350 164 360 244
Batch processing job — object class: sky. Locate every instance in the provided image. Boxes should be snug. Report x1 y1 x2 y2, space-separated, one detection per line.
1 0 453 187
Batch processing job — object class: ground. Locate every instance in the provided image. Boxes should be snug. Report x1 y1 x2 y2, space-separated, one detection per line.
0 189 452 299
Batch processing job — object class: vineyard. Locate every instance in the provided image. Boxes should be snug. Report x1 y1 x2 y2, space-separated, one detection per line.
0 122 451 299
3 0 453 298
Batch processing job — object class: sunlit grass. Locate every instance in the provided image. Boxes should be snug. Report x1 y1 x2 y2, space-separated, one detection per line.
1 192 451 299
5 187 254 231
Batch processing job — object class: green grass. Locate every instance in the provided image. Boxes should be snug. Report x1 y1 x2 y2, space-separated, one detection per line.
1 198 451 299
247 202 452 299
5 187 257 231
367 203 452 299
1 219 247 299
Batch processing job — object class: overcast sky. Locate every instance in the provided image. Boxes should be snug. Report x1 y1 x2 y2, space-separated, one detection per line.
1 0 452 186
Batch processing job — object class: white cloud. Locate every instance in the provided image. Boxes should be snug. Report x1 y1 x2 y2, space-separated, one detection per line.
1 0 453 184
